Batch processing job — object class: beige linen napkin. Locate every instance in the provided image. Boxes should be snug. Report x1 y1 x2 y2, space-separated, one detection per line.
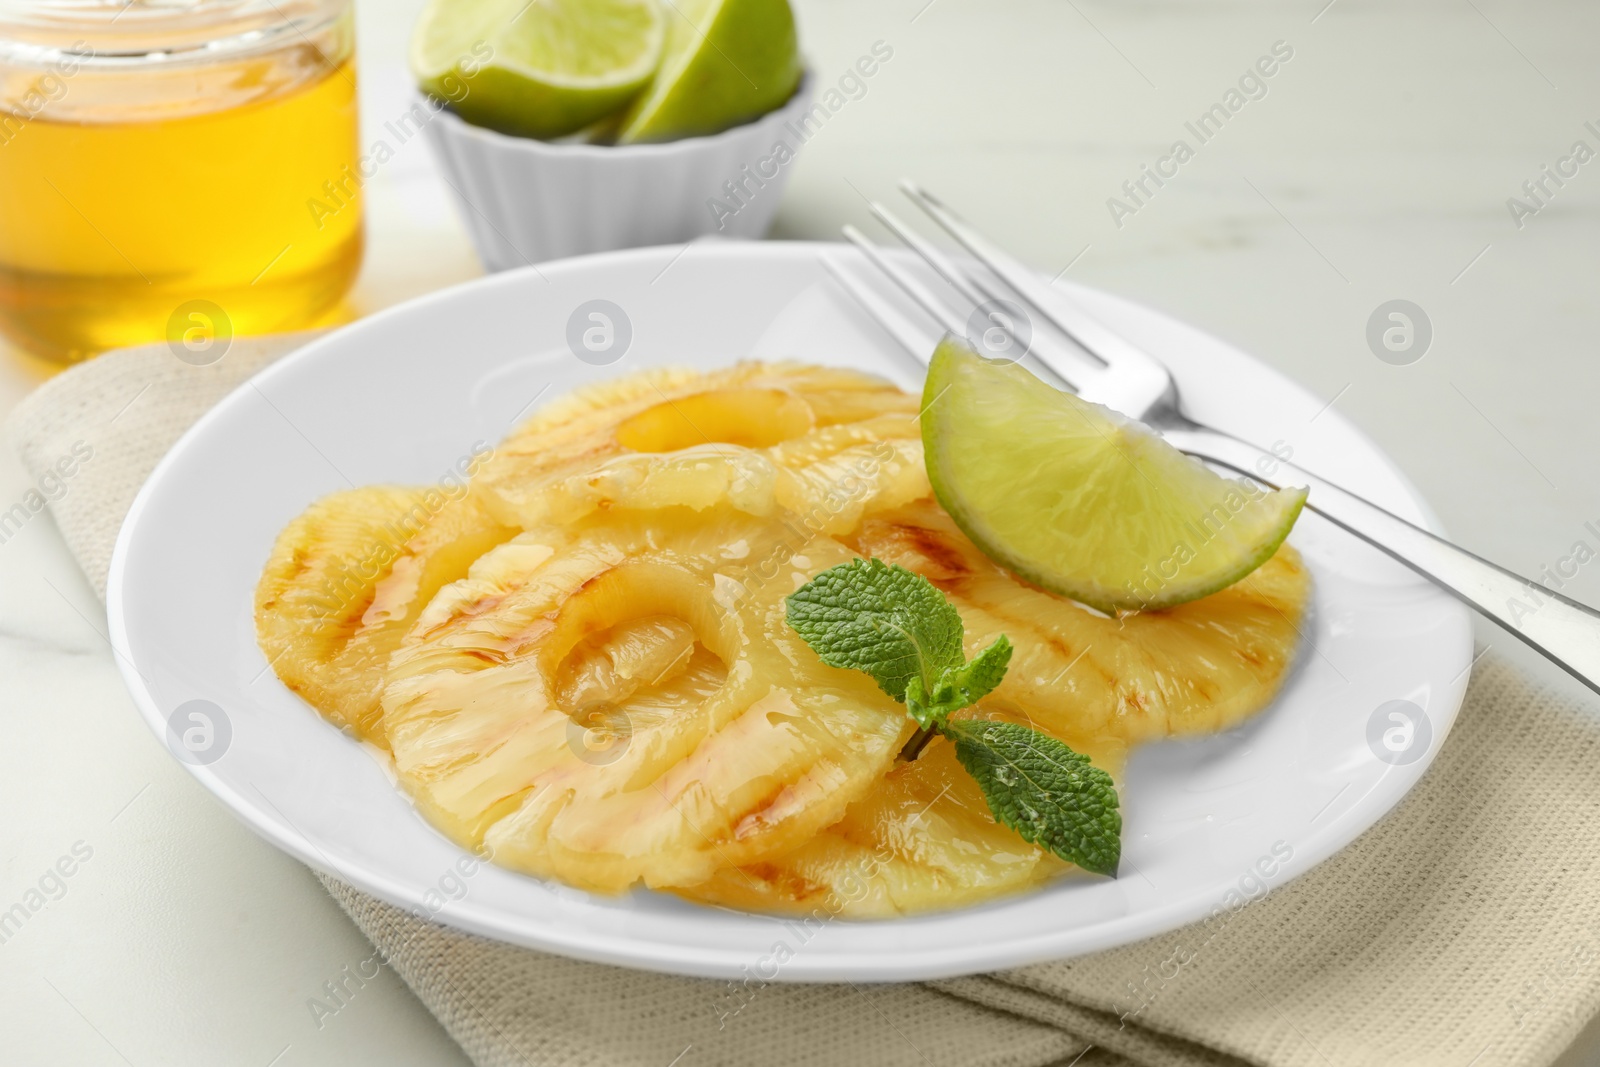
13 335 1600 1067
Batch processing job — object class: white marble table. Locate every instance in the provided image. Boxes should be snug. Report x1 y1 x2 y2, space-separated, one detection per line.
4 0 1599 1062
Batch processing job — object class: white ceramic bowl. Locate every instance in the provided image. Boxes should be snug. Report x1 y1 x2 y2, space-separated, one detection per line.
422 74 816 270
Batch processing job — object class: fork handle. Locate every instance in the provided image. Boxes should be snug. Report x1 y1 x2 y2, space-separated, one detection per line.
1164 423 1600 696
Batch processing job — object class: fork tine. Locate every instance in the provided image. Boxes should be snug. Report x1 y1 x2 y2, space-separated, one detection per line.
872 197 1010 314
901 181 1133 370
871 199 1079 344
842 224 1078 394
869 200 1106 390
819 254 935 364
867 201 990 310
841 224 967 337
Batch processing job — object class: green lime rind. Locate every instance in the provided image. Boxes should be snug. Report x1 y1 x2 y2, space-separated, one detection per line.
616 0 802 144
411 0 665 140
921 338 1307 615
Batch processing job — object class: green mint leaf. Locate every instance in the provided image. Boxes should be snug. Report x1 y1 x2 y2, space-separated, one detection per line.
786 559 1122 876
944 718 1121 877
943 634 1012 706
906 635 1013 729
785 559 965 703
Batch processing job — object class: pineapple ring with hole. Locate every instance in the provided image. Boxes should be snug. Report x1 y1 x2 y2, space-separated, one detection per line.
379 507 916 894
472 363 929 535
680 500 1310 917
254 487 518 746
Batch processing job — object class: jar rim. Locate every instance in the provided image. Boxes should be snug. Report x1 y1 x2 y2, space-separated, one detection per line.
0 0 349 67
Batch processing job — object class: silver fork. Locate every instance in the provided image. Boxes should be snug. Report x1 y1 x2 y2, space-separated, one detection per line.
825 181 1600 697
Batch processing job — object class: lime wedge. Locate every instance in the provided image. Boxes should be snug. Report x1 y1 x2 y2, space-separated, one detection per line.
616 0 802 144
922 339 1307 614
412 0 665 140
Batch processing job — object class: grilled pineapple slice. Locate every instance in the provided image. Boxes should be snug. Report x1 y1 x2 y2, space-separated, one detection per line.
681 735 1090 917
682 500 1310 917
852 501 1311 746
380 507 915 893
473 363 928 534
254 488 517 744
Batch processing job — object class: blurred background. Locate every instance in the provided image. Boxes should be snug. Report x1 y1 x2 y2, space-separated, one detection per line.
3 0 1599 1062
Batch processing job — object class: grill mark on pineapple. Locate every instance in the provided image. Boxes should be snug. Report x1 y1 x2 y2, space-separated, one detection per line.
266 546 381 634
731 781 800 840
741 862 829 902
503 619 561 662
458 591 512 620
412 591 530 645
284 545 313 584
308 592 379 648
902 526 973 585
1040 634 1077 669
861 519 972 587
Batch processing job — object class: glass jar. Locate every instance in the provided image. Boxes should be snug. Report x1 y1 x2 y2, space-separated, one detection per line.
0 0 362 362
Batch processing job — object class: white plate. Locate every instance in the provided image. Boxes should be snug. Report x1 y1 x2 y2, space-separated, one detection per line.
107 242 1472 981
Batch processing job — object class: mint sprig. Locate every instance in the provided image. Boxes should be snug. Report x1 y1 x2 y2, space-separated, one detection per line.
786 559 1121 877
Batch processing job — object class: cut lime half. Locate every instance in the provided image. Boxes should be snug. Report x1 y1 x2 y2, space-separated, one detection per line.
616 0 802 144
922 339 1308 614
411 0 665 140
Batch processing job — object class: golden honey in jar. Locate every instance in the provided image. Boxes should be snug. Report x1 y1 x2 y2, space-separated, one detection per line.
0 0 363 362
